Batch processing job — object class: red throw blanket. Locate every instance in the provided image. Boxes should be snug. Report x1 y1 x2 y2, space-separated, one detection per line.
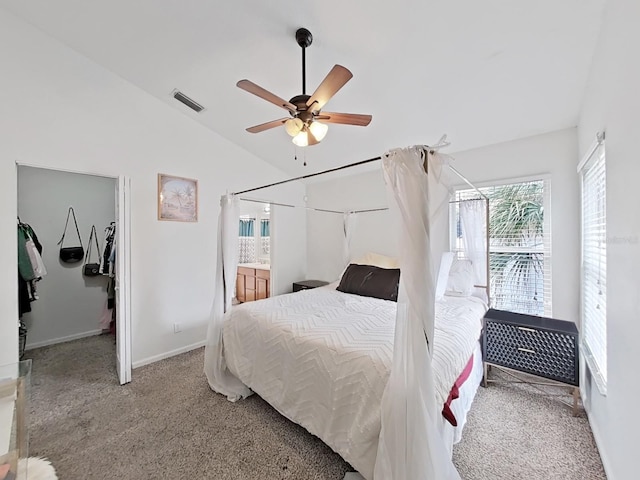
442 354 474 426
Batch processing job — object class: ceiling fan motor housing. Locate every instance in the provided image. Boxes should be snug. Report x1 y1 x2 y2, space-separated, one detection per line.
296 28 313 48
289 94 315 123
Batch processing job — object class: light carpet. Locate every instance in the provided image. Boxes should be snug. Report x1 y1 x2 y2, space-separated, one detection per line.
23 335 606 479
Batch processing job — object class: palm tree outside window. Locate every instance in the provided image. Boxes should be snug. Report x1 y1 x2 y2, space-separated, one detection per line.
452 179 551 316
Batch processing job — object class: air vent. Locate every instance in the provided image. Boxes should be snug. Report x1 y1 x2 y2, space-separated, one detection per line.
172 89 205 113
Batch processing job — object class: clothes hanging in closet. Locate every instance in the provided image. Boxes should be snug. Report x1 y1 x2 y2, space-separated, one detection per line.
17 219 46 317
100 222 116 275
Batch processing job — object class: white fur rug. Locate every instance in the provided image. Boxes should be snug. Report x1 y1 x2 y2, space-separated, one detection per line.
16 457 58 480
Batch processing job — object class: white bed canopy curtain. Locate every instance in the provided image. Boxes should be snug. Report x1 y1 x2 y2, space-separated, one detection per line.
374 147 460 480
342 211 357 268
460 199 489 302
204 194 251 401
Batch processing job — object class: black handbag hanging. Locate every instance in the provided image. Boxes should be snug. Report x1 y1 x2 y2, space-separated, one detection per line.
57 207 84 263
83 225 101 276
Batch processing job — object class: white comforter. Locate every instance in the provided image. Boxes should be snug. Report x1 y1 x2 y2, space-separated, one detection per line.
222 286 485 479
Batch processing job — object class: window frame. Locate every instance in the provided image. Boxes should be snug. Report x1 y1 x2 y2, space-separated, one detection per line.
450 174 552 317
579 135 607 395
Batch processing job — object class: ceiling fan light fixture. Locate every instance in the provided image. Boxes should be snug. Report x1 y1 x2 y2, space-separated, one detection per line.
308 121 328 142
292 129 309 147
284 118 304 137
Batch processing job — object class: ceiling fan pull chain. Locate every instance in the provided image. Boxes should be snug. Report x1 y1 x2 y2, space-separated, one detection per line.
304 151 307 167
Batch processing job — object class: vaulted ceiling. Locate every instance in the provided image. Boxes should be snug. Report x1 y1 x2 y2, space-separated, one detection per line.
0 0 606 175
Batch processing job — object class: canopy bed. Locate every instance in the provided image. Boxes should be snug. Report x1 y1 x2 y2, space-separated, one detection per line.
204 140 489 480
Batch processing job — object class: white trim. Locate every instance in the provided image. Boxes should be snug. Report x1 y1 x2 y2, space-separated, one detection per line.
582 343 607 395
132 340 205 369
451 172 552 192
579 144 607 392
581 393 614 479
116 175 133 385
15 160 119 179
25 329 103 350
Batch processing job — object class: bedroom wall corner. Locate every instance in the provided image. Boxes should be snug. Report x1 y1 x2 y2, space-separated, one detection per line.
451 128 580 323
577 0 640 477
305 168 399 282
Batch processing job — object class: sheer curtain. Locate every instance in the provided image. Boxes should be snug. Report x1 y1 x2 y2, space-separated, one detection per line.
204 194 252 401
373 147 460 480
460 199 488 302
342 211 357 268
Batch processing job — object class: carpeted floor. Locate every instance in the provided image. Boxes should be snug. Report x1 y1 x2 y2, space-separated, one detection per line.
23 335 606 479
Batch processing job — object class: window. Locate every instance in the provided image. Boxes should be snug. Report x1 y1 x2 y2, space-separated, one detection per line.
580 138 607 393
238 215 270 264
260 219 270 256
238 217 256 263
452 179 551 316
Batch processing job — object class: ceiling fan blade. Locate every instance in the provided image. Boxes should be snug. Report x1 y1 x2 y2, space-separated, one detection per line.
237 80 297 113
306 65 353 112
316 112 372 126
246 118 289 133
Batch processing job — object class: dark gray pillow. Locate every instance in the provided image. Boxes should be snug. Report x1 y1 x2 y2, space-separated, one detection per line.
337 264 400 302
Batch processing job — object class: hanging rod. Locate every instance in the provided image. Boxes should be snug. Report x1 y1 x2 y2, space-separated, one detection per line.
240 197 389 215
346 207 389 214
233 137 453 196
238 197 343 214
233 156 382 195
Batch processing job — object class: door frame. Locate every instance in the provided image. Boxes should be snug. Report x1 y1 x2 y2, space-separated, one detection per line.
15 162 132 384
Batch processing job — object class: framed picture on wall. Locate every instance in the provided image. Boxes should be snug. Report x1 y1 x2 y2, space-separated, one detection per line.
157 173 198 222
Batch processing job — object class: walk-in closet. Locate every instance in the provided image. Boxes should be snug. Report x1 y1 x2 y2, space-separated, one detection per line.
17 166 119 379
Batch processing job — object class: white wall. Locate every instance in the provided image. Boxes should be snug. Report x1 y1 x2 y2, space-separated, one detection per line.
452 128 580 322
306 129 580 322
578 0 640 477
18 166 116 348
270 204 307 295
306 169 397 282
0 9 305 368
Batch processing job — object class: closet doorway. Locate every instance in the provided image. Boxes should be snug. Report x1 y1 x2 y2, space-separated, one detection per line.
16 165 132 385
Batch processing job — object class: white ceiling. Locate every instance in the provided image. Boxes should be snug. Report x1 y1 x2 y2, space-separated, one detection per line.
1 0 606 176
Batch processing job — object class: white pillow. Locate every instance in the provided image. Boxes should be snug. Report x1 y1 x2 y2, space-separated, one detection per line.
351 252 399 269
337 252 399 283
445 258 475 297
436 252 455 301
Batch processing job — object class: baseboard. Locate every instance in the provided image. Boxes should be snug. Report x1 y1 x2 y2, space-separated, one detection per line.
581 390 614 479
25 329 103 350
132 340 205 369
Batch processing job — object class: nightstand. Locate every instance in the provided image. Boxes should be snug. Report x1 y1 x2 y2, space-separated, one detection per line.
292 280 329 292
482 308 580 415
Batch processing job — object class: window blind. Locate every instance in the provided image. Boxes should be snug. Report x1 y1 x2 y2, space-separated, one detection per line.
451 179 551 316
581 143 607 391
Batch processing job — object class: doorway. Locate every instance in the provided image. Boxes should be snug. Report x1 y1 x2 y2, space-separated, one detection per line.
16 165 131 385
235 201 272 303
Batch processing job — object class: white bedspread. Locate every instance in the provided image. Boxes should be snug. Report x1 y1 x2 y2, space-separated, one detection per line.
222 286 485 479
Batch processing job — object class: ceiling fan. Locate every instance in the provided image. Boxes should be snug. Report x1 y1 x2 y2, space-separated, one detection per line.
237 28 372 147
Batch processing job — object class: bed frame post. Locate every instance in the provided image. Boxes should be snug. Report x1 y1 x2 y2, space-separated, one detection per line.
485 197 491 307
